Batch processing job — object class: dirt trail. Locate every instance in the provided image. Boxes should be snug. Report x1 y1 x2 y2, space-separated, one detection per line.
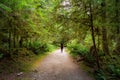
0 49 93 80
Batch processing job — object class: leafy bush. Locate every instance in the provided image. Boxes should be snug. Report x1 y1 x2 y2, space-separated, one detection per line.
107 64 120 78
67 40 96 64
98 50 105 57
29 41 55 54
0 47 9 59
94 69 106 80
67 40 88 55
29 41 44 54
0 48 36 73
46 44 56 51
0 53 3 59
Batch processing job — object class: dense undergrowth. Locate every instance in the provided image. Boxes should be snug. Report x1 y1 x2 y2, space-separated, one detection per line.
0 42 56 73
67 40 120 80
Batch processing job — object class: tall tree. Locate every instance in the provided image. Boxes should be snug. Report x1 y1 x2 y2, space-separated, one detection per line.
89 1 100 68
115 0 120 54
101 0 110 55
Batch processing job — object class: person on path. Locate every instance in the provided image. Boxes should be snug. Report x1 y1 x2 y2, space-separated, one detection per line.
60 42 64 53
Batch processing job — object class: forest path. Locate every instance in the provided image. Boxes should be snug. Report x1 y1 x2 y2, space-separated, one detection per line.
32 49 93 80
0 49 93 80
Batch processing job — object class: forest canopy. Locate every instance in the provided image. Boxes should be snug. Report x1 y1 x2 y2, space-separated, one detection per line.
0 0 120 80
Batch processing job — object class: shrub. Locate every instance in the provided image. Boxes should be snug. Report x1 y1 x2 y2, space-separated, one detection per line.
107 64 120 78
67 41 88 55
0 48 36 73
0 53 3 59
29 41 55 54
94 69 106 80
67 41 96 64
29 41 45 54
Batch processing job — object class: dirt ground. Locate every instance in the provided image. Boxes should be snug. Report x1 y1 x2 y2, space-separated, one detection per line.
0 49 94 80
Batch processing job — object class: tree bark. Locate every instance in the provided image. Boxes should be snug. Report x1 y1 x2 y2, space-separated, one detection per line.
13 28 16 48
101 0 110 55
19 37 23 47
89 3 100 68
9 29 11 53
115 0 120 54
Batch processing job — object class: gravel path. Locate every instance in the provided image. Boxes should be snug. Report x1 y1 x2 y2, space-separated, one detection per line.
0 49 93 80
33 49 93 80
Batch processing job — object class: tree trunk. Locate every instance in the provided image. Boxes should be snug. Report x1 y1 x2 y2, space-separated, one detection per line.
13 28 16 48
101 0 110 55
9 29 11 53
97 27 100 49
98 34 100 49
115 0 120 54
89 2 100 68
102 27 109 55
19 37 23 47
8 19 13 53
16 34 19 48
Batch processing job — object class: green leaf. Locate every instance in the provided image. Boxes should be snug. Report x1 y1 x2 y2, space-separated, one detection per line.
0 3 12 12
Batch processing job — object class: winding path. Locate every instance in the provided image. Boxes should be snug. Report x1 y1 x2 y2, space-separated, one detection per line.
0 49 93 80
33 49 93 80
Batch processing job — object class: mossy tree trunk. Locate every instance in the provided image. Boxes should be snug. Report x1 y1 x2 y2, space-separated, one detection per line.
89 2 100 68
115 0 120 54
101 0 110 55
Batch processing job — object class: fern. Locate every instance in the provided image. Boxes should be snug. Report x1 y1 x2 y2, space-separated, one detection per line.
0 3 12 12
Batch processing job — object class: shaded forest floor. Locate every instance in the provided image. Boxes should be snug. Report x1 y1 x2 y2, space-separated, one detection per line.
0 49 94 80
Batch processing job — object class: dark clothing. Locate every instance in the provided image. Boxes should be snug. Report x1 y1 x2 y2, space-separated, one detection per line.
60 43 64 53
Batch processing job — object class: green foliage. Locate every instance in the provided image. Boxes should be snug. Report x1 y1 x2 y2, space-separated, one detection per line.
46 44 56 51
29 41 56 54
11 48 35 60
67 42 88 56
0 3 12 12
0 53 3 59
0 0 120 80
67 40 96 64
107 64 120 78
94 69 106 80
98 50 104 57
0 48 36 73
29 41 45 54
